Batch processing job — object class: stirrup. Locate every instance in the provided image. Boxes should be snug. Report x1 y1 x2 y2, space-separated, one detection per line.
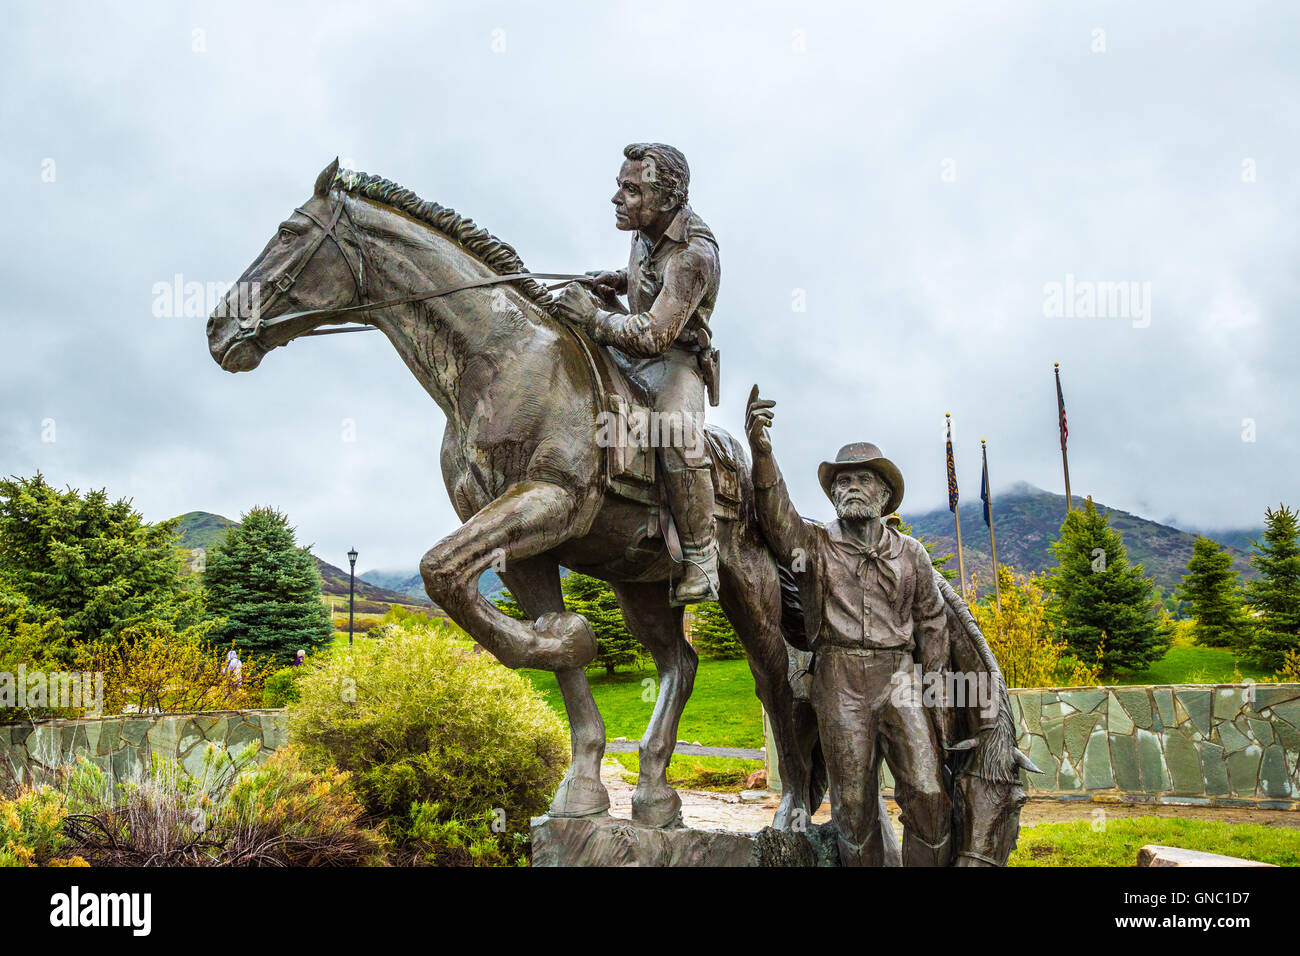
671 545 719 606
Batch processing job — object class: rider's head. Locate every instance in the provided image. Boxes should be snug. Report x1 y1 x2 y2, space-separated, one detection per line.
613 143 689 233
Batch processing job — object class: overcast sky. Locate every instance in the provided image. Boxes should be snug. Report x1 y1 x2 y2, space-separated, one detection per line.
2 1 1296 574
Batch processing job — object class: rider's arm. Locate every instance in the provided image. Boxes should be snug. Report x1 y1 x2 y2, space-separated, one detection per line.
589 242 716 357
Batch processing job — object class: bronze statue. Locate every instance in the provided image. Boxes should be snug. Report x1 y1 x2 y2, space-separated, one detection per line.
206 158 813 832
554 144 722 606
746 386 1037 866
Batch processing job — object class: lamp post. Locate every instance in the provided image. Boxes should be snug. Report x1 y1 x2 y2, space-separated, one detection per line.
347 547 358 648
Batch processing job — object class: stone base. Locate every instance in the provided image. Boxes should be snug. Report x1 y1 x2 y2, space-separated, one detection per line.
1137 844 1277 867
530 813 842 867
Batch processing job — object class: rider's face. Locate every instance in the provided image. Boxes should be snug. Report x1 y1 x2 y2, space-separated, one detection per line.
612 158 670 232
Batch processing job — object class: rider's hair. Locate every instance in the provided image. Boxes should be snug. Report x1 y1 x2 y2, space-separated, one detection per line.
623 143 689 209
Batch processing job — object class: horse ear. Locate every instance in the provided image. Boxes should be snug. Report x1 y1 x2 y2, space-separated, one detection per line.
314 158 340 198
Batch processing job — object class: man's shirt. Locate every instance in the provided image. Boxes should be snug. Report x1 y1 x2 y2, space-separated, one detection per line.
594 205 719 358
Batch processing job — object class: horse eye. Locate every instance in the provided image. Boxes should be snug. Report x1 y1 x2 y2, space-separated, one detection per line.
279 228 294 242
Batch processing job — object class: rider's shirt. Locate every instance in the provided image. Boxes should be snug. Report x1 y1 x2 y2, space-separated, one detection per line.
592 205 719 358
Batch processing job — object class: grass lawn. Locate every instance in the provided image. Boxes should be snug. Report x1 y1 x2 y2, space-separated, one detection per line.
606 752 764 791
1116 624 1271 685
1010 818 1300 866
520 658 764 749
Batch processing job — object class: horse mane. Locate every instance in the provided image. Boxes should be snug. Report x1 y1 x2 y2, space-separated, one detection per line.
332 168 560 316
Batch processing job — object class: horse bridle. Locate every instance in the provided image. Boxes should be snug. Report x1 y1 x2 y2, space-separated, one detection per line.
239 189 594 344
238 192 368 338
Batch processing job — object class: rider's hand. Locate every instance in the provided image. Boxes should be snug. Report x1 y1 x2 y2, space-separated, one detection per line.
585 270 625 296
745 384 775 455
555 282 599 330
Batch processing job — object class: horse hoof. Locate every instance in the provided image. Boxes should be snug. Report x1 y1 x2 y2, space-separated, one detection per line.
532 612 598 670
771 792 807 831
548 774 610 817
632 785 682 828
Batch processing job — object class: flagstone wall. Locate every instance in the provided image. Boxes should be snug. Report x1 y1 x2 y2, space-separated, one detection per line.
1008 683 1300 808
0 710 287 785
9 685 1300 809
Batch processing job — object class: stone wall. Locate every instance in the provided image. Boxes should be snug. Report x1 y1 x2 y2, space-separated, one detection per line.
768 683 1300 809
0 710 288 786
1008 684 1300 808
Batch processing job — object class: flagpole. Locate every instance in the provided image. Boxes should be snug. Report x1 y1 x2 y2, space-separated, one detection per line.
983 439 1001 611
1055 362 1073 513
946 413 968 601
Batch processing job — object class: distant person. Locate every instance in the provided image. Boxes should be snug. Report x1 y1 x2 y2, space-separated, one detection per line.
293 649 306 667
224 649 242 685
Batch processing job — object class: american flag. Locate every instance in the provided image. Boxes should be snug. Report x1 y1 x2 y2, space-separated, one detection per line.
1056 363 1068 452
946 415 959 513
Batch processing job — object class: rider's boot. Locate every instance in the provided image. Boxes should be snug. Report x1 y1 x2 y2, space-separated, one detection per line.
662 463 719 605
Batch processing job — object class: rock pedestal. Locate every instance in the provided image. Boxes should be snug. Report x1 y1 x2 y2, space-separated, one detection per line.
530 813 842 867
1137 845 1276 867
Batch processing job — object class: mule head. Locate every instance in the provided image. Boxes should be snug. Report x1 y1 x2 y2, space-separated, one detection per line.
207 159 365 372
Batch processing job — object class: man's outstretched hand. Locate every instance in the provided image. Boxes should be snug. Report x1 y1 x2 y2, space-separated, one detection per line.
746 384 775 455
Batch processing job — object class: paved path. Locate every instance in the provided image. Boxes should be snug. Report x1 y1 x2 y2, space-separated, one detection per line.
600 758 1300 835
604 740 765 760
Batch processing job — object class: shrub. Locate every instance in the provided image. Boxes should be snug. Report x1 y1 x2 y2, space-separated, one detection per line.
61 746 383 866
971 567 1101 688
262 667 303 708
288 621 568 861
0 786 87 867
76 618 271 714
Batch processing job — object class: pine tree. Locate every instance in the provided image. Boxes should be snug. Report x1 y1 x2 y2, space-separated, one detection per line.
203 506 333 664
1176 536 1253 650
0 472 199 644
689 601 745 660
1044 499 1167 675
559 572 643 676
894 517 956 580
1243 504 1300 671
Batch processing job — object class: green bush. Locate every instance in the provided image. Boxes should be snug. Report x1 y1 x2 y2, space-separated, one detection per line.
0 786 86 867
262 666 303 708
60 746 383 866
287 621 568 861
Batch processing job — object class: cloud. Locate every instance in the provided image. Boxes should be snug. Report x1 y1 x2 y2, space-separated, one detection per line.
2 0 1296 572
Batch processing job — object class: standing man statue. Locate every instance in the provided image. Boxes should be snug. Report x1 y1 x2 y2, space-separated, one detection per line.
555 143 722 604
745 385 953 866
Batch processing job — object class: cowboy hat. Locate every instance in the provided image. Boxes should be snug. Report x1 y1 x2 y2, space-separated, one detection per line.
817 442 904 515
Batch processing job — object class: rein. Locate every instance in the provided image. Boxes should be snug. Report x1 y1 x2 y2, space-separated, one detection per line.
243 190 593 340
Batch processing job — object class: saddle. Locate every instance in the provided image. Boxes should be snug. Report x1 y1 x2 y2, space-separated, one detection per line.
566 325 744 531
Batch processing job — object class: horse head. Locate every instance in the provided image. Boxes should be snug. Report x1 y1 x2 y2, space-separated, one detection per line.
207 159 366 372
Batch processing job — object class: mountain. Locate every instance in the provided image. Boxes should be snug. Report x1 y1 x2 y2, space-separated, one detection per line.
902 483 1258 597
171 512 431 606
360 567 508 600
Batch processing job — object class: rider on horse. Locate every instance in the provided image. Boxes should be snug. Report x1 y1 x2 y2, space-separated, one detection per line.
556 143 722 605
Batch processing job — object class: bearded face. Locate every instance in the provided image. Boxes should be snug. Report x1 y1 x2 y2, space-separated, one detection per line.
832 467 892 521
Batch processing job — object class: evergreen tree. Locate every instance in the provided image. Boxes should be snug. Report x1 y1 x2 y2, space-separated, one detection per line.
1044 499 1167 675
1243 504 1300 671
0 472 199 643
689 601 745 660
894 517 956 581
559 572 643 676
1176 536 1253 650
203 506 333 664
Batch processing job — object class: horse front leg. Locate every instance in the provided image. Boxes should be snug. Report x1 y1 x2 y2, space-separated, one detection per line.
499 555 609 817
420 480 596 671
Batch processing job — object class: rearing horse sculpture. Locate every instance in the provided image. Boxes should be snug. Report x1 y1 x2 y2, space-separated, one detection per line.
207 160 812 829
